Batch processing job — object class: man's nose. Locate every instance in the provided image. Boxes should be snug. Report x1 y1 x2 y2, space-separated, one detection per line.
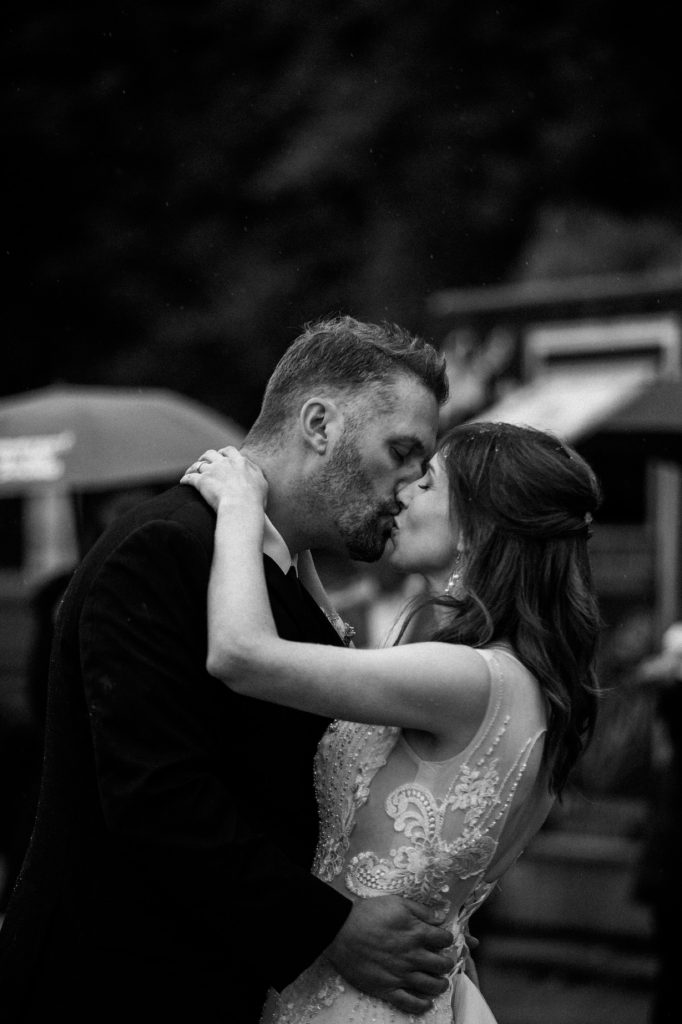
401 456 427 485
396 479 417 508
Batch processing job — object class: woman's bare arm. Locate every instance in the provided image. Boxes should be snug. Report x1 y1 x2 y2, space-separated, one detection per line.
183 449 489 738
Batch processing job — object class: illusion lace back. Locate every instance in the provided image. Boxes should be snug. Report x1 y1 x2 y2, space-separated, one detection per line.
261 647 554 1024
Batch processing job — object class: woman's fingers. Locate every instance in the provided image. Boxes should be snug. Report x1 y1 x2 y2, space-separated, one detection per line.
180 444 267 509
197 449 222 466
182 448 228 479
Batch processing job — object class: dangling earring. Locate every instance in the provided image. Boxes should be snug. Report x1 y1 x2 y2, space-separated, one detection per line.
445 552 465 599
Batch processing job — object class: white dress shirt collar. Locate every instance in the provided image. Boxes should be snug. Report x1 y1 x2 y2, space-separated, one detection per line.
263 514 298 575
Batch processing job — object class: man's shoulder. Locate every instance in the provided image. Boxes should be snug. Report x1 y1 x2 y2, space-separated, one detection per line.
78 485 215 573
117 483 215 536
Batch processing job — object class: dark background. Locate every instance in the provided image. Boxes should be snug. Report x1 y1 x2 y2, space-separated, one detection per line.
5 0 682 429
3 11 679 1017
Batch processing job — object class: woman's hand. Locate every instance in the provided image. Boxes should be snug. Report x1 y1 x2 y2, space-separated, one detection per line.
180 446 268 513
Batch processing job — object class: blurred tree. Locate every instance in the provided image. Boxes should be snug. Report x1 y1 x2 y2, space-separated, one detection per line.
4 0 682 428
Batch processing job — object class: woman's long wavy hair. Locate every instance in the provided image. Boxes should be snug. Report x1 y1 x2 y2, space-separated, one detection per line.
398 421 603 796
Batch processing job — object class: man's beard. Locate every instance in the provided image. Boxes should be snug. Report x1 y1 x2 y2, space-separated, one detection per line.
316 435 392 562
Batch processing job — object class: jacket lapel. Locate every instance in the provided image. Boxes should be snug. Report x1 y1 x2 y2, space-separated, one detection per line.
264 556 346 648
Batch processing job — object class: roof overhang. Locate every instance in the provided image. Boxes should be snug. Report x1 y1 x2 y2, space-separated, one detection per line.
468 364 666 443
603 378 682 434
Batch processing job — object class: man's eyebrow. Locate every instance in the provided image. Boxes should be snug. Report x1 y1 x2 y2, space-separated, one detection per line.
392 434 428 454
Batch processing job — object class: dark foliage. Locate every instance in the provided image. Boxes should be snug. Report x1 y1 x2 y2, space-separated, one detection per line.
4 0 682 427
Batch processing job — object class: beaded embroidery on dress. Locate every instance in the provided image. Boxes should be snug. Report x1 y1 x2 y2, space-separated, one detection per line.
260 647 553 1024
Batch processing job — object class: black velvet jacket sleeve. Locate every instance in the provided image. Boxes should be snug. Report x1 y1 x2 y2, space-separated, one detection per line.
77 501 351 989
0 486 352 1020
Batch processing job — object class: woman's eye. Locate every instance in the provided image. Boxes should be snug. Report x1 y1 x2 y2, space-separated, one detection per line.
418 483 431 491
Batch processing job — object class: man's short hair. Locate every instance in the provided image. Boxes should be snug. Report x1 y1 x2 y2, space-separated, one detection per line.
249 315 449 440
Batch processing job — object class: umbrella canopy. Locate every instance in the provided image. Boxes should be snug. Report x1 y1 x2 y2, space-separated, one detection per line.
0 384 246 495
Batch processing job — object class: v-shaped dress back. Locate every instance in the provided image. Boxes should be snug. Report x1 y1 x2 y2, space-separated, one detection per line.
261 646 555 1024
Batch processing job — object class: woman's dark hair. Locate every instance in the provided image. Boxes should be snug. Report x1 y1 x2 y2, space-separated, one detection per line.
400 420 603 795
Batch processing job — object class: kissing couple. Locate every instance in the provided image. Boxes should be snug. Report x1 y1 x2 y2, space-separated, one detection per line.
0 316 601 1024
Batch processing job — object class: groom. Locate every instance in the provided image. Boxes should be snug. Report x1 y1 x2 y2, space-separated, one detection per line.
0 316 453 1022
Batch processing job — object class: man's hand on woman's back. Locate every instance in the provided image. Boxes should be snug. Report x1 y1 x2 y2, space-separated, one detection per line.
325 895 455 1015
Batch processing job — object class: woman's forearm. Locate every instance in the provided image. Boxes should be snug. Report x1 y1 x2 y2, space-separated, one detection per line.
205 498 275 680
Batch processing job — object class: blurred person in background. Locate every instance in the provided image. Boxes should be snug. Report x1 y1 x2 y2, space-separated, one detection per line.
0 316 453 1024
182 419 603 1024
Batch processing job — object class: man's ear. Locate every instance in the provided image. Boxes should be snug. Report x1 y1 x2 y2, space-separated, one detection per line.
299 397 340 455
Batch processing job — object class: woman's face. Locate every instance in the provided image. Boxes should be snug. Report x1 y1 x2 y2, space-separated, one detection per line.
385 453 460 586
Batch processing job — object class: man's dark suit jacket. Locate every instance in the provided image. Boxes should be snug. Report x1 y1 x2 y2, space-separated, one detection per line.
0 485 351 1022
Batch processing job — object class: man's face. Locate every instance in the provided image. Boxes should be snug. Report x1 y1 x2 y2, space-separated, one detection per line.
315 376 439 561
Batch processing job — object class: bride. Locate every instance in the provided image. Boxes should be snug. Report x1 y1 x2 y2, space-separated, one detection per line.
182 420 602 1024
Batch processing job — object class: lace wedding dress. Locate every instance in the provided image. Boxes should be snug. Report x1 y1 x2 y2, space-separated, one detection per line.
261 647 554 1024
